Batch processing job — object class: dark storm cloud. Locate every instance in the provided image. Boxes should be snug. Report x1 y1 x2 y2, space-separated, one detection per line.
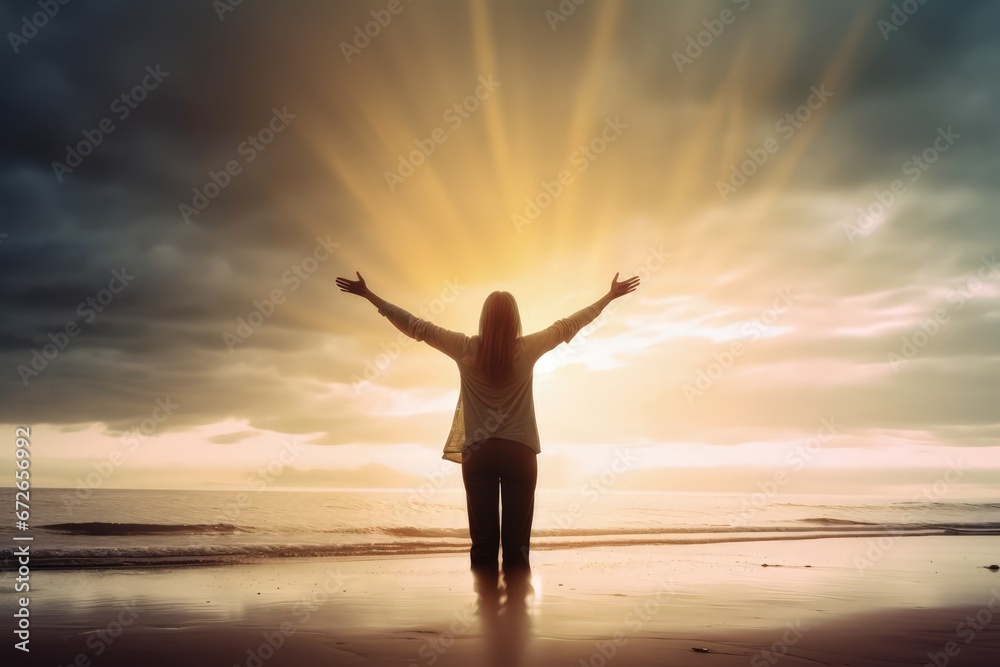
0 0 362 423
0 0 996 455
614 0 1000 195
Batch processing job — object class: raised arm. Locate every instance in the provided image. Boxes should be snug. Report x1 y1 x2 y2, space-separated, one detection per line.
336 272 470 360
525 272 640 356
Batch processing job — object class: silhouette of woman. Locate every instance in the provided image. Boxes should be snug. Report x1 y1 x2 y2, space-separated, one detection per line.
336 271 640 603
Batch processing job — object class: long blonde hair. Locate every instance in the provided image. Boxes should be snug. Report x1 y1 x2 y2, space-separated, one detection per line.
477 291 522 383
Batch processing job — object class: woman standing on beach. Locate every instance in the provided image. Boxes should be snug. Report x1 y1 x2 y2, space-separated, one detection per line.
336 271 640 599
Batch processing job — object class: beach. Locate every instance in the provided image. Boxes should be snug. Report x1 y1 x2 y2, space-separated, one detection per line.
5 2 1000 667
12 535 1000 666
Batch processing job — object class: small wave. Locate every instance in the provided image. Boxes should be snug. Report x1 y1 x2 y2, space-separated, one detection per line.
339 527 469 538
776 501 1000 511
39 522 246 536
341 524 915 538
7 524 1000 570
0 542 464 570
892 501 1000 508
776 503 879 510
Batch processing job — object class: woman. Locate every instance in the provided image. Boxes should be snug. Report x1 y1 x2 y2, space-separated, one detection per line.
336 271 640 599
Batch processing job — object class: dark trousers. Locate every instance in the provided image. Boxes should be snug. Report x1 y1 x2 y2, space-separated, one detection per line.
462 438 537 587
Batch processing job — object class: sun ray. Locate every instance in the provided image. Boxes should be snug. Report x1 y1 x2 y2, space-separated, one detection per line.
714 4 883 266
552 1 625 243
469 0 514 206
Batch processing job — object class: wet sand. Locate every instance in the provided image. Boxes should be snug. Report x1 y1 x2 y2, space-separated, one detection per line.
10 536 1000 666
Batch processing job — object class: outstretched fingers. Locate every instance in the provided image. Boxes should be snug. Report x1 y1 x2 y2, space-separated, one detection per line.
619 275 640 295
336 275 363 293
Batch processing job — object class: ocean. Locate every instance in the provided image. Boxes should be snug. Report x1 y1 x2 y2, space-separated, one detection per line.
2 487 998 569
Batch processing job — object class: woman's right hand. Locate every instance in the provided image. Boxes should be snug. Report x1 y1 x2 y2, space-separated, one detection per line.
609 272 640 299
336 271 371 298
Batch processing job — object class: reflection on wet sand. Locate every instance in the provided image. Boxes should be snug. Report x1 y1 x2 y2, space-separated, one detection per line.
475 570 532 667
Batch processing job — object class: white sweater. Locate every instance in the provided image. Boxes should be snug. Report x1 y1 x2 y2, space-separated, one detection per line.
376 297 609 462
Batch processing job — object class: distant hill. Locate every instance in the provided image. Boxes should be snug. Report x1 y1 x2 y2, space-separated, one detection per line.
191 463 431 490
260 463 429 489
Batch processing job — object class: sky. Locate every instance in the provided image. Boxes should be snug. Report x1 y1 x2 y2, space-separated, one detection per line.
1 0 998 497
